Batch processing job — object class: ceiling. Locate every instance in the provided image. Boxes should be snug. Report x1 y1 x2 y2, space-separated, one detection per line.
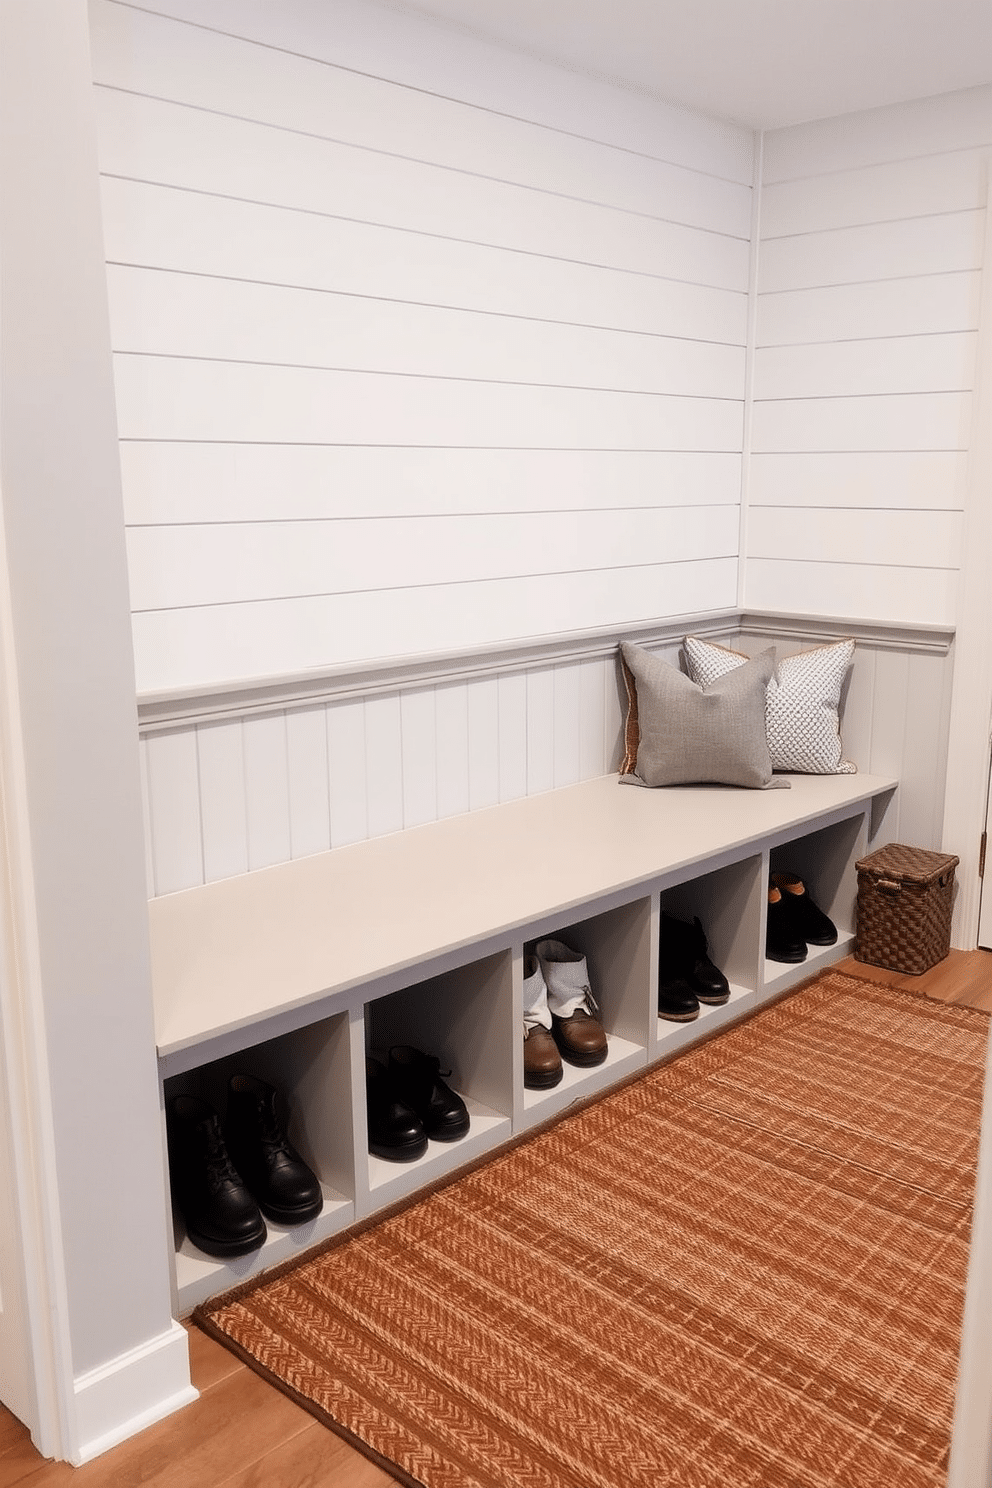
390 0 992 131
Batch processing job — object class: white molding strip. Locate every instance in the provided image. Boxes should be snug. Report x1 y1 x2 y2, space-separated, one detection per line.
136 608 954 733
71 1320 197 1466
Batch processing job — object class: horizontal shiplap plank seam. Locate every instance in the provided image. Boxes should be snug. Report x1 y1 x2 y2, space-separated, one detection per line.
101 171 743 293
755 389 973 400
127 556 740 614
111 349 746 401
104 264 746 351
126 503 739 526
755 330 978 346
97 0 753 188
761 204 988 243
762 135 992 189
94 80 752 243
758 268 982 305
98 170 746 294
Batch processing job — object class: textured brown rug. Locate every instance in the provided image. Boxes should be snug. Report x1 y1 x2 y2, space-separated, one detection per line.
195 972 989 1488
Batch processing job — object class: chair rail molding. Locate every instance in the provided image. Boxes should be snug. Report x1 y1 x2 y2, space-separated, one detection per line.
136 609 954 733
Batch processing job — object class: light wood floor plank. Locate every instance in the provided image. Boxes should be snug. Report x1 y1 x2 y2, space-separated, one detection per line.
216 1421 396 1488
835 949 992 1008
0 949 988 1486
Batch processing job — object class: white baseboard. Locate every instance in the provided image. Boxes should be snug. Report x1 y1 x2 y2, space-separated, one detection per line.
71 1319 197 1466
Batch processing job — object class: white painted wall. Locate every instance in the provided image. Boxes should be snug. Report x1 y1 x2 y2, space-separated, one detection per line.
0 0 193 1460
89 0 753 694
748 86 992 626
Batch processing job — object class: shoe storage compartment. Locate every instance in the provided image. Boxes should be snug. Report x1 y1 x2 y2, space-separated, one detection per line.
163 1009 355 1316
655 853 765 1057
764 810 869 994
150 770 897 1313
519 894 652 1127
363 950 514 1210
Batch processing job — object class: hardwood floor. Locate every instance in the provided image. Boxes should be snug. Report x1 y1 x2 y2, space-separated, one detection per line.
2 948 989 1486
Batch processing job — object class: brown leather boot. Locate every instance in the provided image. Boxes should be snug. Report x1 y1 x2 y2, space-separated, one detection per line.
535 939 608 1068
524 1024 563 1088
522 954 562 1088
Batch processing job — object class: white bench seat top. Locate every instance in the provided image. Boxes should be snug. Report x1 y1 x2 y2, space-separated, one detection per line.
149 770 896 1060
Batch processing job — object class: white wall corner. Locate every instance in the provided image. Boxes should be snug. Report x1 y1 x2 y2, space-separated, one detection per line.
70 1320 196 1466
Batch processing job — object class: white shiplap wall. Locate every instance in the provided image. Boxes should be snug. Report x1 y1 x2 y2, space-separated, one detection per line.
89 0 753 695
748 86 992 624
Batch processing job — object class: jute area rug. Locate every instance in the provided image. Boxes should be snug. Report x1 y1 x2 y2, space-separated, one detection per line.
195 972 989 1488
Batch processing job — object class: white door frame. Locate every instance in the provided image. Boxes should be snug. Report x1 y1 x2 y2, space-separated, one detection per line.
941 163 992 949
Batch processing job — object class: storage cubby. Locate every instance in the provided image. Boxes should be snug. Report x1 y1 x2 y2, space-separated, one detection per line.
362 951 514 1208
656 854 765 1055
150 770 897 1313
519 895 652 1124
765 810 868 994
164 1010 355 1315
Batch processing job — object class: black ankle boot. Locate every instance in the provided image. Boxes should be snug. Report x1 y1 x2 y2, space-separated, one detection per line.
224 1076 323 1227
770 872 838 946
388 1046 470 1142
766 887 808 963
167 1095 267 1258
660 913 730 1005
366 1057 428 1161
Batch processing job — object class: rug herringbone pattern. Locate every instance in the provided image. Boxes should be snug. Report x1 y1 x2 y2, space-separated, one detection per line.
196 973 988 1488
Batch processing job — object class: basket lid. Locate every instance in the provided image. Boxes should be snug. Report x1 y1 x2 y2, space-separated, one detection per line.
856 842 959 886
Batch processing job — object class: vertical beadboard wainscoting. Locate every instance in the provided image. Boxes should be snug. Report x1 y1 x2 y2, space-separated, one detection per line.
138 612 953 899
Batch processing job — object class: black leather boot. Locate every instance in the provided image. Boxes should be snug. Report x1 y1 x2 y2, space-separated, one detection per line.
766 886 808 963
388 1046 470 1142
224 1076 323 1227
660 913 731 1005
657 973 700 1022
167 1095 267 1258
366 1057 429 1161
770 872 838 946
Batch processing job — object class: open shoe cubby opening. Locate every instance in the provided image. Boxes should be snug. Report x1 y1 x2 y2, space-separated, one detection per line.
520 895 652 1124
764 811 869 990
657 854 765 1048
362 951 514 1204
163 1010 356 1316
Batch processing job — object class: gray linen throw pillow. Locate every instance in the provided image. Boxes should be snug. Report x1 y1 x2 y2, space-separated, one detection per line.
619 642 785 789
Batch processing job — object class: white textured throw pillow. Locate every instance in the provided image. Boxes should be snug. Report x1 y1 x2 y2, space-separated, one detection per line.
683 636 857 775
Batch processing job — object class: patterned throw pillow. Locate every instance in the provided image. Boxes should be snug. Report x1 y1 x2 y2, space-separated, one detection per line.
683 636 857 775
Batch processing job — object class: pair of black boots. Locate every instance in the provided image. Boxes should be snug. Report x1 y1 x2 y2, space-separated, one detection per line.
167 1075 323 1259
658 913 730 1022
766 872 837 963
366 1045 470 1162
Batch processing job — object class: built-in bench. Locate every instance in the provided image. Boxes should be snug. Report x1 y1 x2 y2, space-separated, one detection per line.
150 768 897 1314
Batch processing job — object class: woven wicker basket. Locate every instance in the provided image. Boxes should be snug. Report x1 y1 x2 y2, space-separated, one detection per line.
855 843 958 976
